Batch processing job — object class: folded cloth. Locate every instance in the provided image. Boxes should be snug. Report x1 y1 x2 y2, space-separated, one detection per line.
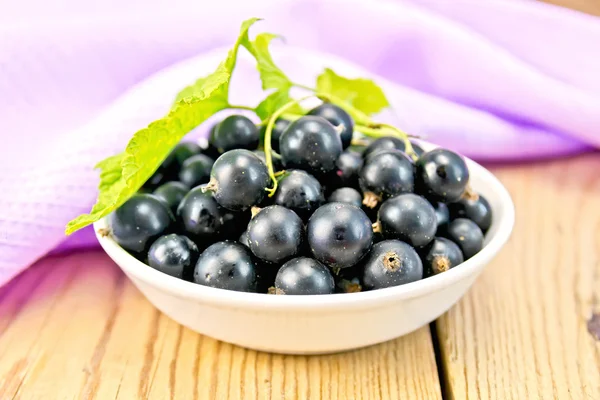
0 0 598 287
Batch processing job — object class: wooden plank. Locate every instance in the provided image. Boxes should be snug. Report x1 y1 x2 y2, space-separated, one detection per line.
541 0 600 16
437 155 600 400
0 251 442 400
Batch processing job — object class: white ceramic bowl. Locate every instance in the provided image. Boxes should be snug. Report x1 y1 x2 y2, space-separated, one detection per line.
94 141 514 355
89 45 514 354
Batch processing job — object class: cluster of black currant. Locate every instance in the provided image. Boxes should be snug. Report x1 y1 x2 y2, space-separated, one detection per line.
108 103 492 295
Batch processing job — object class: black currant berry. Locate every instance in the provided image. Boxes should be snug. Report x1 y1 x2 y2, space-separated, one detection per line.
109 194 175 254
327 187 362 208
153 181 189 213
199 127 221 159
259 118 289 153
307 103 354 149
178 154 214 188
359 150 414 208
210 114 259 153
422 237 464 277
363 137 405 160
432 201 450 230
376 194 437 248
207 149 270 211
273 170 324 221
193 241 257 292
176 186 224 242
362 240 423 290
307 203 373 269
147 234 199 279
279 116 343 175
327 150 364 189
238 230 278 293
274 257 335 295
162 141 202 171
247 205 304 264
148 142 202 189
415 148 469 203
143 168 169 190
441 218 483 259
449 193 492 233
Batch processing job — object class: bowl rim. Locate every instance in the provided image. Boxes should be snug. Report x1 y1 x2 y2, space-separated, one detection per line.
94 143 515 312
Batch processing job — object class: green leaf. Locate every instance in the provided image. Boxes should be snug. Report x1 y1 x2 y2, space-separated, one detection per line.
65 96 227 235
173 17 261 105
120 97 227 190
65 17 262 235
255 90 303 120
316 68 390 116
64 153 128 235
243 33 292 91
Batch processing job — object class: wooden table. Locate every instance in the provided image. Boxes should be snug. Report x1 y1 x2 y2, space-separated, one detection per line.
0 154 599 399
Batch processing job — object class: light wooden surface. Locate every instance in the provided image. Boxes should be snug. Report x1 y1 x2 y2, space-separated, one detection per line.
437 156 600 400
542 0 600 15
1 155 600 399
0 251 442 400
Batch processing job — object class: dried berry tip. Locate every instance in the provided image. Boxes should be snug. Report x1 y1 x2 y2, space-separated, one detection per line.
463 185 479 201
204 178 218 193
340 280 362 293
383 251 401 272
363 191 381 209
432 256 451 274
372 221 382 234
97 228 110 238
251 206 262 218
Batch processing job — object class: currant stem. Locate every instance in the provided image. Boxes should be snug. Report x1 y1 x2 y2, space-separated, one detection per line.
380 123 417 160
350 138 371 147
264 95 317 196
281 113 303 121
356 124 417 161
292 82 315 92
256 113 301 127
227 104 255 111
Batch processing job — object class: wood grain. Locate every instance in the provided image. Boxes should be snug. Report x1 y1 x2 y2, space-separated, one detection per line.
0 252 442 400
437 155 600 400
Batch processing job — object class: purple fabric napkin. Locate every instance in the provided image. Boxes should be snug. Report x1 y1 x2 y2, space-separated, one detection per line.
0 0 599 287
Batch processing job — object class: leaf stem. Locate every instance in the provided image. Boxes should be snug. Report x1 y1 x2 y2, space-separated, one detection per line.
355 123 417 160
227 104 255 111
281 113 303 121
380 123 417 160
264 95 317 196
292 82 315 92
350 138 371 147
